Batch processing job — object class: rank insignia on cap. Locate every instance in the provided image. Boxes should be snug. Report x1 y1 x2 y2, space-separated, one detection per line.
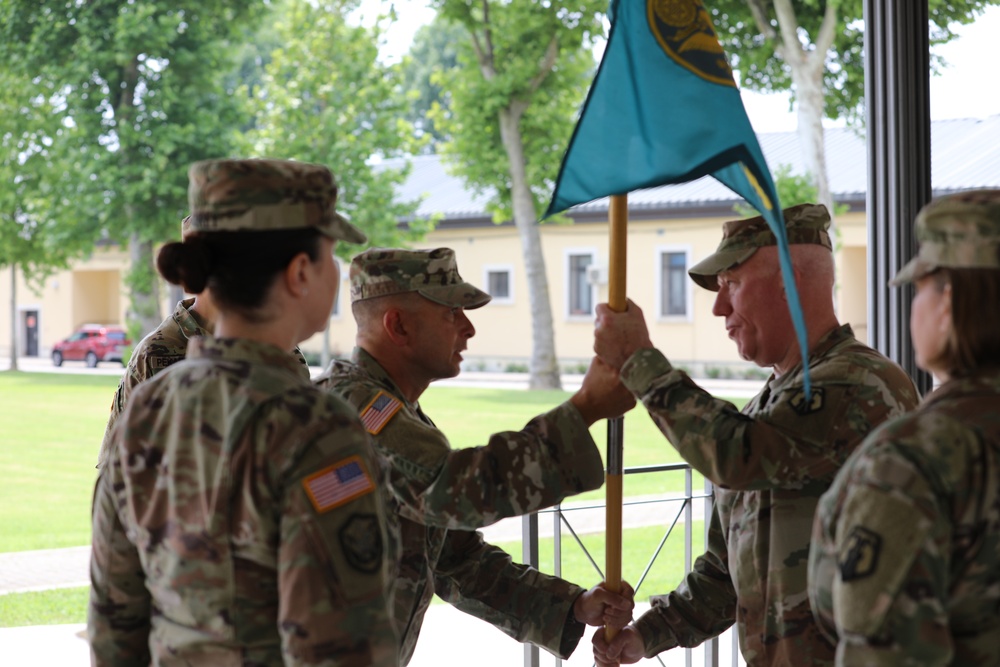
359 391 402 435
303 456 375 513
839 526 882 582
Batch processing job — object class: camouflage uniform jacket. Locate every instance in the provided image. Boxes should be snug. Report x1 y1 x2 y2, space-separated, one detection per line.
96 298 310 468
89 337 399 667
315 347 598 664
96 298 208 469
621 324 919 667
314 347 604 528
810 368 1000 666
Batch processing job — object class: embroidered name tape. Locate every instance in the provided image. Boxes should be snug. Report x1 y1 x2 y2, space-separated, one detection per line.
359 390 402 435
303 455 375 513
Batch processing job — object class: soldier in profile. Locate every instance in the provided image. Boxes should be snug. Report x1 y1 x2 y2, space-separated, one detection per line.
314 247 636 665
89 158 398 666
810 190 1000 665
592 204 919 667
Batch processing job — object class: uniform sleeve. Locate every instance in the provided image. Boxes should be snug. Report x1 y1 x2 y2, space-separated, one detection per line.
826 430 958 666
377 399 604 529
276 414 400 667
88 464 151 667
619 347 916 491
432 529 587 659
633 507 737 656
97 362 145 469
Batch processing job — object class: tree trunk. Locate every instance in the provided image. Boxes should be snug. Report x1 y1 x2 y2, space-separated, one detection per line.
128 234 162 336
771 0 838 234
498 105 562 390
794 76 836 227
8 264 17 371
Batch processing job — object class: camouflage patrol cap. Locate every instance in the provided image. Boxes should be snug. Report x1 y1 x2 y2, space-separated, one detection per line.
350 247 492 309
688 203 833 291
891 189 1000 285
186 158 366 244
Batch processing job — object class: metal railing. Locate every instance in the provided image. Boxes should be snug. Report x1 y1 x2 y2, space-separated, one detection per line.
518 462 742 667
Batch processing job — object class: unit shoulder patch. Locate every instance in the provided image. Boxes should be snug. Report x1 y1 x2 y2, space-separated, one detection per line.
359 390 403 435
303 456 375 513
839 525 882 582
789 386 825 415
339 513 383 573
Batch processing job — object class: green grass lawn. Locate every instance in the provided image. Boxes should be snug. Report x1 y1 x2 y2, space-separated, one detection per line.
420 386 733 502
0 370 743 627
492 520 708 603
0 372 119 552
0 587 90 627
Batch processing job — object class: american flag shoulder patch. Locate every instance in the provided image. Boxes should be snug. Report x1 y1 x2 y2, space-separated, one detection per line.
303 456 375 513
359 390 402 435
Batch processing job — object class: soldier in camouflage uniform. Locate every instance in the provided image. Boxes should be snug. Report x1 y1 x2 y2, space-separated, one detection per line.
95 217 310 470
591 204 920 667
810 190 1000 665
314 247 636 665
89 158 399 666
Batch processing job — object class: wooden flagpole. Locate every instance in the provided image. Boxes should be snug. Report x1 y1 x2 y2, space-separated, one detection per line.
604 193 628 642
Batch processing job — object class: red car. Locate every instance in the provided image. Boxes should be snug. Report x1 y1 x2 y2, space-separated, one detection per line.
52 324 131 368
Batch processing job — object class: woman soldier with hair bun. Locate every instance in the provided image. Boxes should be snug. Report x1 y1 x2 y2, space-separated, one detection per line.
810 189 1000 665
89 159 399 667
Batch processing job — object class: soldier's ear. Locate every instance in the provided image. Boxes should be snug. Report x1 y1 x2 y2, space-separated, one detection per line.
382 307 410 346
283 251 313 299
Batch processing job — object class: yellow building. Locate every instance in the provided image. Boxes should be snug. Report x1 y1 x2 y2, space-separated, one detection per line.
3 117 997 371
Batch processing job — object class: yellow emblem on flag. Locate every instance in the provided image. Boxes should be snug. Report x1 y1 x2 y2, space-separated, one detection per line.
741 163 774 210
647 0 736 87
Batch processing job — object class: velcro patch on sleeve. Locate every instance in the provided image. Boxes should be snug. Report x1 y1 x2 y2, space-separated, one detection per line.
303 456 375 513
359 390 402 435
832 488 932 636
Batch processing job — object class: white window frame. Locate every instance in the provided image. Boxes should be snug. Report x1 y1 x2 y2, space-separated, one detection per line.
482 264 514 305
655 244 693 322
564 247 599 320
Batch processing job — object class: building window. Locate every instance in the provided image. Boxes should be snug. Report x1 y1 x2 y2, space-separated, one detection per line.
483 265 513 304
567 251 595 316
658 249 690 318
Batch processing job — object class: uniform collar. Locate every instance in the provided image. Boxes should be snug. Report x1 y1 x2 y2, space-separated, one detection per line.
187 336 310 380
351 346 421 412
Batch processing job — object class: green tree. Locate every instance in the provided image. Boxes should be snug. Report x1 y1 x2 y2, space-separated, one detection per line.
244 0 431 253
735 164 848 218
710 0 1000 225
429 0 604 389
399 20 467 151
0 72 99 370
0 1 266 339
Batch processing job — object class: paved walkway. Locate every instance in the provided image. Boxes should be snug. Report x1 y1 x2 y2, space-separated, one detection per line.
0 604 744 667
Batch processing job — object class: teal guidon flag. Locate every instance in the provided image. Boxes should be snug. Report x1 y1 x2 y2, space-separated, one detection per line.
545 0 811 394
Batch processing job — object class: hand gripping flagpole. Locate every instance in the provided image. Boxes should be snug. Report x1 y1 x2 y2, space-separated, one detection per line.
604 193 628 644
